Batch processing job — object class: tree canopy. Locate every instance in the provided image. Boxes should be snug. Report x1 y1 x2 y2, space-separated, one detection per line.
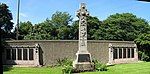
101 13 150 41
0 3 13 39
22 11 73 40
18 12 150 41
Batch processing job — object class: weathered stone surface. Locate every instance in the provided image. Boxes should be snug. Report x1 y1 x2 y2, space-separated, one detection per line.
73 3 94 71
74 63 94 71
3 40 138 66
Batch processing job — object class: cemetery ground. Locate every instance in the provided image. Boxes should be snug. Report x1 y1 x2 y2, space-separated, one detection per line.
3 61 150 74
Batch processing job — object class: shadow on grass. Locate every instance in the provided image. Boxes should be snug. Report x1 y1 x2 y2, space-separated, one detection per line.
107 64 115 67
3 65 13 72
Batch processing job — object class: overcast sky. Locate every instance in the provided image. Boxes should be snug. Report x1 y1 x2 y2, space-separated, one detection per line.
1 0 150 27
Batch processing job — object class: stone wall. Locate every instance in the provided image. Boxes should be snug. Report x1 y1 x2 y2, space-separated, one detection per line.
3 40 136 66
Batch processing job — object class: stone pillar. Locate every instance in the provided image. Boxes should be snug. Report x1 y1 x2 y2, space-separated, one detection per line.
122 48 124 59
126 48 128 58
73 3 93 71
21 47 23 60
108 43 113 65
130 48 132 58
34 44 40 66
134 44 138 61
16 47 18 60
117 48 119 59
10 49 12 60
27 47 29 60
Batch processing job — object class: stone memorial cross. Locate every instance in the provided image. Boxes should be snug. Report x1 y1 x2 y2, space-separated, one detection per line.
73 3 94 71
77 3 89 53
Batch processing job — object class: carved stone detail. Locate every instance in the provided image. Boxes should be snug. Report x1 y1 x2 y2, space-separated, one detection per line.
73 3 94 71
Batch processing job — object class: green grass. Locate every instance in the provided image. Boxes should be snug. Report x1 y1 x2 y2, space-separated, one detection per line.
3 62 150 74
82 62 150 74
3 67 62 74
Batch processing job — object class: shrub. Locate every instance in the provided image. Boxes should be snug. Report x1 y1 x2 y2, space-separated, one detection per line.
62 65 73 74
56 58 72 66
56 58 73 74
92 59 107 71
138 51 150 61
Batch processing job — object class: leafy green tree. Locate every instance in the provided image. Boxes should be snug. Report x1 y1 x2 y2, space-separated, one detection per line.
92 23 107 40
21 12 150 41
0 4 14 71
24 19 54 40
135 34 150 61
101 13 150 41
0 3 13 39
70 20 79 40
51 11 73 39
87 16 102 40
135 34 150 46
23 11 74 40
51 11 73 26
17 21 33 39
56 25 72 39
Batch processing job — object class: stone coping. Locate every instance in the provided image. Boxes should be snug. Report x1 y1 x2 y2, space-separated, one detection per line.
6 40 135 43
3 65 41 67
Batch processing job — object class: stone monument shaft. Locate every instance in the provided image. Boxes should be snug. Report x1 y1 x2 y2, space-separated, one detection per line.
77 3 89 53
73 3 93 71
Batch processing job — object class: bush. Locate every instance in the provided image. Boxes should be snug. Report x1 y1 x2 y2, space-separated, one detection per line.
138 51 150 61
62 65 73 74
56 58 73 74
92 59 107 71
56 58 72 66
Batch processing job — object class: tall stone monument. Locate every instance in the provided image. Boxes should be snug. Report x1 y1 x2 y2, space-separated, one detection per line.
73 3 94 71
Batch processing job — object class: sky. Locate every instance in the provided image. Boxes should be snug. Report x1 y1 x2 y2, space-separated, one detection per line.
1 0 150 28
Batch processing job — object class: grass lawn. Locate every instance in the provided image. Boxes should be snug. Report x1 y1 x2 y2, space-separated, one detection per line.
82 62 150 74
3 67 62 74
3 62 150 74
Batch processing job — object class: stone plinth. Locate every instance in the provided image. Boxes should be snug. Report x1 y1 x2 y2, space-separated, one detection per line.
73 62 94 71
73 53 94 71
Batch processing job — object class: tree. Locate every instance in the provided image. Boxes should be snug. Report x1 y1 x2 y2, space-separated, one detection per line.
101 13 150 41
70 20 79 40
0 3 13 39
51 11 73 39
135 33 150 49
24 19 54 40
51 11 73 26
17 21 33 39
0 3 13 72
87 16 102 40
135 34 150 61
92 23 107 40
23 11 74 40
20 12 150 41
